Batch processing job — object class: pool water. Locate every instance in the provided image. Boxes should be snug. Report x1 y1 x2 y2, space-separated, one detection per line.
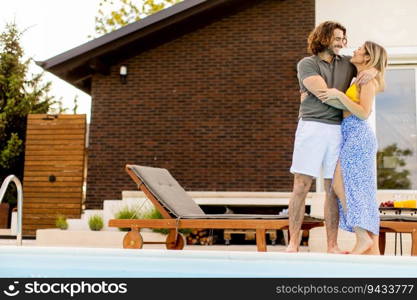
1 246 417 277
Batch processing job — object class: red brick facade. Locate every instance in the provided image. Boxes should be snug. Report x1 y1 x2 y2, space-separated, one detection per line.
86 0 315 208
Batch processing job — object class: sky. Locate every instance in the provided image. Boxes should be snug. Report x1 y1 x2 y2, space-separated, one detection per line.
1 0 102 122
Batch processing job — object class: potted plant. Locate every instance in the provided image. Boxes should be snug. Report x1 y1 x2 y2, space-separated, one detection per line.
55 215 68 230
88 214 104 231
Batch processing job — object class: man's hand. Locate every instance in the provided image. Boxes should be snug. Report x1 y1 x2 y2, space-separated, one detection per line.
355 68 378 85
316 88 342 103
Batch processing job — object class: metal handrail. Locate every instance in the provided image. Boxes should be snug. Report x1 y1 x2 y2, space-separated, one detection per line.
0 175 23 245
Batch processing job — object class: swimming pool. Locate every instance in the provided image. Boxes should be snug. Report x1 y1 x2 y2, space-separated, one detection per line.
1 246 417 277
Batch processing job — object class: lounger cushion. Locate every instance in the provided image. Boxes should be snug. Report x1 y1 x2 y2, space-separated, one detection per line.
182 214 323 221
182 214 287 219
129 165 206 217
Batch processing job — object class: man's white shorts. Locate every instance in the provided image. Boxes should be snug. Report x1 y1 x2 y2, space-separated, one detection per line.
290 119 341 179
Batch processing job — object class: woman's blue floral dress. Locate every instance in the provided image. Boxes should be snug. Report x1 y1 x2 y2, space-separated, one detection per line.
337 114 380 235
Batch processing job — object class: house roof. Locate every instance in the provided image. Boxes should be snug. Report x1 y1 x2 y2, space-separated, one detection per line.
36 0 263 94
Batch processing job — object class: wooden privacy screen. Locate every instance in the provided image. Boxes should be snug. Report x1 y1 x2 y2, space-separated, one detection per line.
23 114 86 236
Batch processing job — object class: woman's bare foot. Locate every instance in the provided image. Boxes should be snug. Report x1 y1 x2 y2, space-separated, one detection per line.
350 240 372 254
363 234 380 255
351 228 373 254
327 246 350 254
285 245 299 253
363 248 380 255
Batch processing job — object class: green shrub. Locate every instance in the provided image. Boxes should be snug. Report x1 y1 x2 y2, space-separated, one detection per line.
114 205 142 231
142 207 191 235
88 214 104 231
142 207 163 219
55 215 68 230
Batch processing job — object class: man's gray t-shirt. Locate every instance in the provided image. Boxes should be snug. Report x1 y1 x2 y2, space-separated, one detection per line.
297 55 356 124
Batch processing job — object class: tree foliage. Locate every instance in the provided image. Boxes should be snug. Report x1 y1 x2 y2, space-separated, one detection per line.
0 22 55 201
94 0 183 36
377 143 413 189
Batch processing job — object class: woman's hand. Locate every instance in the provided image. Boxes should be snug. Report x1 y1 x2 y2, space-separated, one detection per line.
355 68 378 85
300 92 308 102
316 88 342 103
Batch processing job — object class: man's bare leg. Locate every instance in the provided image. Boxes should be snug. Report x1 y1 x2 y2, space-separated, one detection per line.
324 178 345 253
286 173 313 252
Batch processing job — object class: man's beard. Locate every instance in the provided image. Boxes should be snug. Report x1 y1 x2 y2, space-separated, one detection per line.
328 45 342 56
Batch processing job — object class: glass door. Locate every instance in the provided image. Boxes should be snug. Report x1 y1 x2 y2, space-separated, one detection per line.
375 68 417 189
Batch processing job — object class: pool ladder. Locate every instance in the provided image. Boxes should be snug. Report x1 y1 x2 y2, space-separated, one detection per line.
0 175 23 245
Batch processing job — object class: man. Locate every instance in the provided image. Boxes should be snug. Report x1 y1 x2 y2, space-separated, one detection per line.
286 21 374 253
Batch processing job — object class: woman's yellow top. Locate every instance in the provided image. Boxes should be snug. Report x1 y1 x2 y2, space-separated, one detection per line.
345 83 360 103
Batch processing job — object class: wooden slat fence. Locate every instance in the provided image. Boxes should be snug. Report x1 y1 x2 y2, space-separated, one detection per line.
23 114 86 236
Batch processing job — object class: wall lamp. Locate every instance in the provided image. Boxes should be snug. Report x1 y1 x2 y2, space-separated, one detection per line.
120 65 127 84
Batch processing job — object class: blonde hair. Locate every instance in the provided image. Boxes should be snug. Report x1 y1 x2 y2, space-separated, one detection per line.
363 41 388 92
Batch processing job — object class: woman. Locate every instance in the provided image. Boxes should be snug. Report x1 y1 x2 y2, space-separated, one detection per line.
317 41 387 255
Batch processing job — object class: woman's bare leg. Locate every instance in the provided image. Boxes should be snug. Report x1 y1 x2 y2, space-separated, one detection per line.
329 160 349 254
332 160 347 213
333 160 377 255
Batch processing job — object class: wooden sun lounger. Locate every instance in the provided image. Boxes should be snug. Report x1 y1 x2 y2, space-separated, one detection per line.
108 165 324 251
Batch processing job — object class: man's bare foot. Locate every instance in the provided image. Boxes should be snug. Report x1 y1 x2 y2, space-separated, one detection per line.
327 247 350 254
350 237 373 255
285 245 299 253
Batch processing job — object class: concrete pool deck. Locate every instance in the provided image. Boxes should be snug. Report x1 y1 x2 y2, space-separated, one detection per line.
0 238 310 252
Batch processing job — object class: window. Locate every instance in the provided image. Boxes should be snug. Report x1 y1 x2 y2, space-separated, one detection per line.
375 67 417 190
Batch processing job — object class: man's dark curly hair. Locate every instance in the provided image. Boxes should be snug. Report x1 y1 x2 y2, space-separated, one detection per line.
307 21 346 55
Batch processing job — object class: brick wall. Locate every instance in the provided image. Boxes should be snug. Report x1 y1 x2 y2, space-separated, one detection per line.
86 0 315 208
